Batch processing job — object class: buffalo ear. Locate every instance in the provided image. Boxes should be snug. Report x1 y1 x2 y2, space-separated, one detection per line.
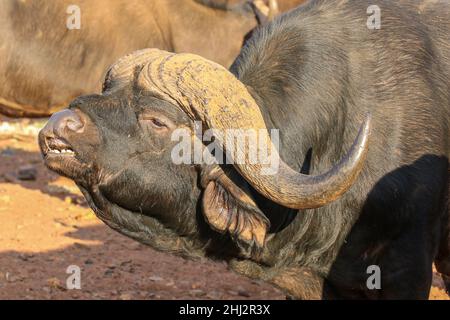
201 166 270 254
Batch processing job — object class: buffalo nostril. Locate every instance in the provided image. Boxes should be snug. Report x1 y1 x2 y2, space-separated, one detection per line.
66 116 84 132
52 109 85 134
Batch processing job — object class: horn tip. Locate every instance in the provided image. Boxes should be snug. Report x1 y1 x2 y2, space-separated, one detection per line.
362 112 373 138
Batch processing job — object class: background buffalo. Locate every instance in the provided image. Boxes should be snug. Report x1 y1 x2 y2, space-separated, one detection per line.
0 0 305 117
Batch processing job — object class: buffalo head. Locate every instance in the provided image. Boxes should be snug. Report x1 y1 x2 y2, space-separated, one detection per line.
39 49 370 257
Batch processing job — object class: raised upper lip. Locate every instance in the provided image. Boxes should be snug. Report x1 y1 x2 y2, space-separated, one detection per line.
43 137 75 156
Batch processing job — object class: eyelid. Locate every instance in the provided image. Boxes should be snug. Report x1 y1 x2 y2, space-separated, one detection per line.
150 117 167 127
139 114 169 128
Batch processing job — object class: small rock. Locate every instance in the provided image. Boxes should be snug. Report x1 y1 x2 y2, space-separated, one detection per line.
206 291 222 299
5 272 23 283
120 260 132 266
149 275 164 282
47 277 66 291
17 165 37 181
236 285 250 295
73 242 91 251
138 291 148 297
189 289 206 297
237 289 251 297
45 185 68 196
165 280 175 287
191 283 201 289
1 148 15 157
104 269 114 276
119 293 133 300
2 173 19 183
18 253 34 261
131 243 144 251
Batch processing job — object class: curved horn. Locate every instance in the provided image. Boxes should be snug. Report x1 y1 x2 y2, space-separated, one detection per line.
268 0 279 20
106 49 371 209
102 49 165 92
253 0 279 22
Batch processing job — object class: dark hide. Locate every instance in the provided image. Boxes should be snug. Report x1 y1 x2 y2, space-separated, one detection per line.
229 0 450 299
39 0 450 299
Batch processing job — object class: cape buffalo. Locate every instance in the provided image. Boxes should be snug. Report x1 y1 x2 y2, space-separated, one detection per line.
39 0 450 299
0 0 305 118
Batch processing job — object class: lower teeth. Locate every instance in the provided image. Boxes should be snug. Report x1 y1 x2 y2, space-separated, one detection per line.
50 149 73 154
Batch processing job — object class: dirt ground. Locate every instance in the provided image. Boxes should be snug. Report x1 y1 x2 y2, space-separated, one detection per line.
0 117 448 300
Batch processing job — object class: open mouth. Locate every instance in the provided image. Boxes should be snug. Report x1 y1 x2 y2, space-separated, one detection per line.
44 138 76 157
40 136 91 181
38 108 97 182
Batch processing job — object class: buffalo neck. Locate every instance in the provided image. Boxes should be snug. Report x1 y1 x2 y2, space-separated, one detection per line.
228 5 361 274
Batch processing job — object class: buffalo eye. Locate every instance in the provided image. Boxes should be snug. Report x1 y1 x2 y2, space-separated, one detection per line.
139 111 174 133
148 117 167 128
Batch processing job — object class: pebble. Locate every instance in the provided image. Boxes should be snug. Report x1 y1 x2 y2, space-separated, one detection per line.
47 277 66 291
84 259 94 265
2 173 19 183
236 285 251 297
120 260 132 266
237 289 251 297
104 269 114 276
165 280 175 287
149 275 164 282
17 165 37 181
189 289 206 297
206 291 222 299
0 148 15 157
18 253 34 261
5 272 24 283
119 293 133 300
73 242 91 251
